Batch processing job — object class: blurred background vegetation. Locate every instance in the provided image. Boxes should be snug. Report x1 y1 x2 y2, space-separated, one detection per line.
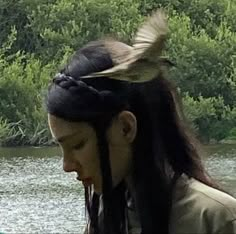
0 0 235 146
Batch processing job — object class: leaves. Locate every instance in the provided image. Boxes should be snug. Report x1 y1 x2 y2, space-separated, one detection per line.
0 0 235 144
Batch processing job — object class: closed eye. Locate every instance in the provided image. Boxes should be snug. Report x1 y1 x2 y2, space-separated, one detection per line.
73 139 87 150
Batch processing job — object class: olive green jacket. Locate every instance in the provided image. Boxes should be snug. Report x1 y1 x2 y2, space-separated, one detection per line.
169 176 236 234
84 176 236 234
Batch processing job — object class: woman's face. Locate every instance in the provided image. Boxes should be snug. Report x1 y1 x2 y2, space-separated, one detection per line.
48 112 136 194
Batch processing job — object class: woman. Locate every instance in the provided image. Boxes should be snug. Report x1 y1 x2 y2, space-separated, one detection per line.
46 12 236 234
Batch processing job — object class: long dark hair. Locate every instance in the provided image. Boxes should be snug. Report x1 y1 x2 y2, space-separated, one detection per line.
47 40 215 234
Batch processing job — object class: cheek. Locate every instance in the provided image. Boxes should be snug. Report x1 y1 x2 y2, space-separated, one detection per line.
109 143 132 187
75 141 100 176
107 129 132 185
78 142 102 193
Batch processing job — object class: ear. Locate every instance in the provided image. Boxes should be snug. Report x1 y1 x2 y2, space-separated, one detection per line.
117 111 137 143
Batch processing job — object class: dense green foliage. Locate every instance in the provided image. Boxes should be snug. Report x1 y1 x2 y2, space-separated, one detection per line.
0 0 235 145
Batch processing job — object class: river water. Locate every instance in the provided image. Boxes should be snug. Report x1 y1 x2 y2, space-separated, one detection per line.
0 145 236 233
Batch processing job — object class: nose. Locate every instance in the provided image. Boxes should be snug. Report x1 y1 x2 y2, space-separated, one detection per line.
63 157 78 173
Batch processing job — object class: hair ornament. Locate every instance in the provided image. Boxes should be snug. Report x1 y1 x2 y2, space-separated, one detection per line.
81 10 172 83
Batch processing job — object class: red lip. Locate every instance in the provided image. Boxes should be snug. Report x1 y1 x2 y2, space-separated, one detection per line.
82 178 92 187
77 176 92 186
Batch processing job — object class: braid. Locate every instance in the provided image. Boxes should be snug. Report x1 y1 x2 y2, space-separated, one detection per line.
53 73 100 97
52 73 127 117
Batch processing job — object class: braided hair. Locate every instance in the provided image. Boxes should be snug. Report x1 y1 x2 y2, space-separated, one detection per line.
47 40 214 234
49 72 127 121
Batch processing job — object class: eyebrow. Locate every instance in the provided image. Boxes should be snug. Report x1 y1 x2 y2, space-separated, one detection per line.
54 132 81 143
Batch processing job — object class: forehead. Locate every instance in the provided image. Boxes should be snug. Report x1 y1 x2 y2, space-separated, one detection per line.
48 114 91 140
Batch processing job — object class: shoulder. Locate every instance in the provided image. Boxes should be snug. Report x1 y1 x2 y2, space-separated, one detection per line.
170 176 236 234
189 178 236 219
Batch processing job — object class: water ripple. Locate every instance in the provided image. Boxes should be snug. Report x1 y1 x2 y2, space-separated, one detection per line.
0 146 235 233
0 154 86 233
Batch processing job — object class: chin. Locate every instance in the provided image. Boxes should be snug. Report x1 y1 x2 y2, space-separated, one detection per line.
93 184 102 195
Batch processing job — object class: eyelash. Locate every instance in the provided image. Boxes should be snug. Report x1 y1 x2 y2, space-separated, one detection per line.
73 139 87 150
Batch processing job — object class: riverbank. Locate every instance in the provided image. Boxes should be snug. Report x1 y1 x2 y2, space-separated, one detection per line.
1 136 236 148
